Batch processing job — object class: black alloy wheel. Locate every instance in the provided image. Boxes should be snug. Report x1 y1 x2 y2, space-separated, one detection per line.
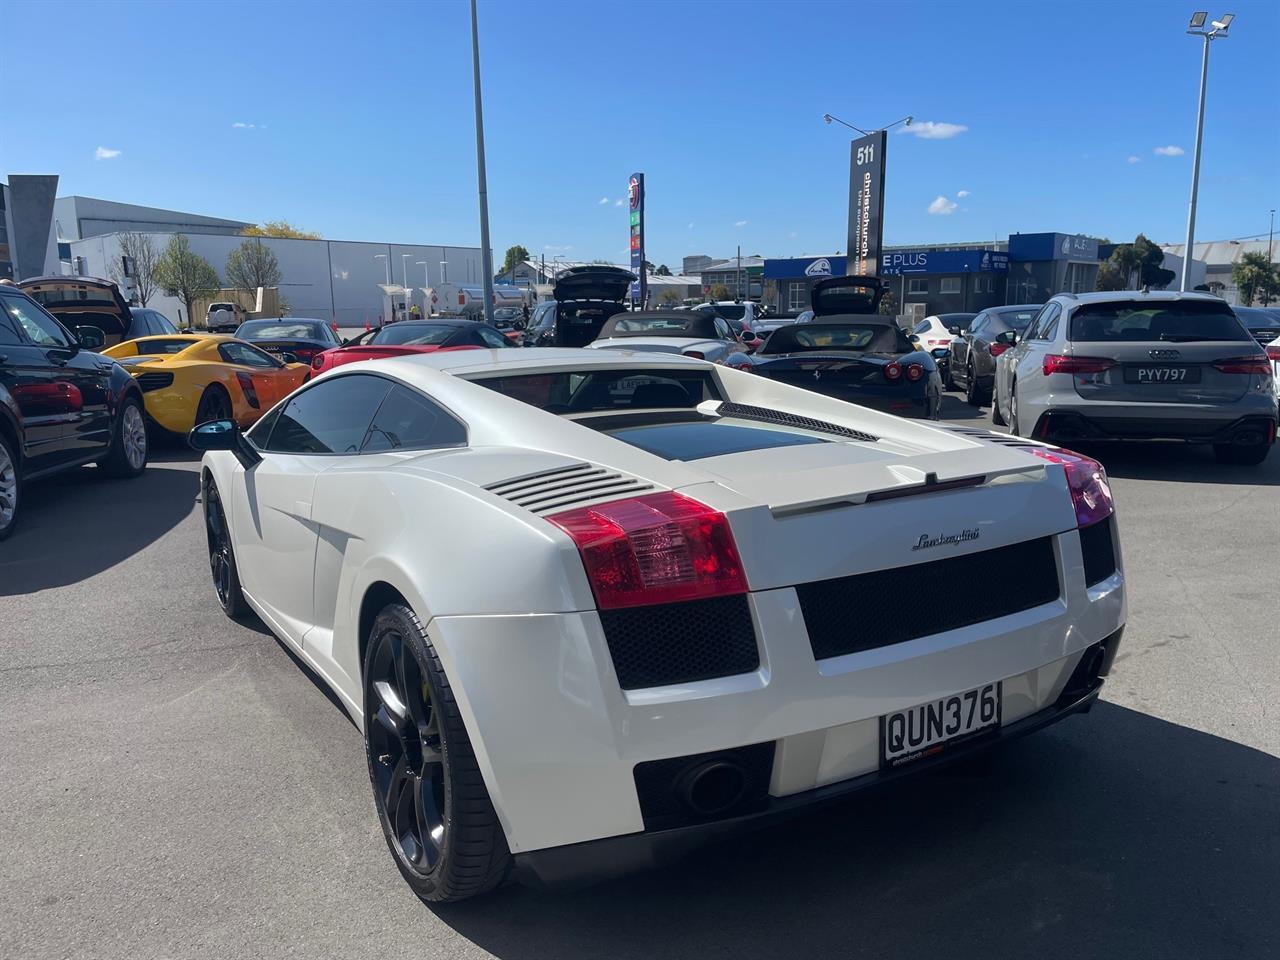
195 385 232 426
364 604 510 902
203 475 246 618
991 388 1007 426
964 361 982 406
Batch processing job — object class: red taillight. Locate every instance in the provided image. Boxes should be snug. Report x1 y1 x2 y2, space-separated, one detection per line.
989 342 1011 357
548 492 747 610
1043 355 1116 376
312 353 326 370
1266 345 1280 362
1212 356 1271 375
884 361 902 381
1030 448 1114 528
728 359 755 372
683 350 706 360
905 362 924 381
926 339 947 346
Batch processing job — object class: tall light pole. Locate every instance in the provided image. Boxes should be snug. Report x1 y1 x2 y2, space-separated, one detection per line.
374 253 390 284
416 260 430 287
823 113 913 135
469 0 496 323
1268 209 1275 266
1181 11 1235 291
401 254 412 289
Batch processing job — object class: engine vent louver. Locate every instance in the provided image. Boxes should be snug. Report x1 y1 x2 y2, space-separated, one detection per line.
484 462 653 515
715 402 878 442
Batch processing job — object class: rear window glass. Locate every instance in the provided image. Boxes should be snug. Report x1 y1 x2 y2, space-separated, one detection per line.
25 287 117 307
606 315 710 337
1070 301 1250 343
238 321 328 340
711 304 746 321
762 323 909 354
132 338 197 355
471 368 721 413
605 420 824 461
992 309 1037 330
372 323 460 346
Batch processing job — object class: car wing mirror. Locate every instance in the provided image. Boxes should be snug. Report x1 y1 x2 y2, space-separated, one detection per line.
280 352 299 364
947 326 962 336
73 326 105 351
188 418 262 469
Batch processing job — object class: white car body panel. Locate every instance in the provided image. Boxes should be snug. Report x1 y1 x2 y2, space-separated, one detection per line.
913 315 960 351
202 347 1127 858
586 335 737 362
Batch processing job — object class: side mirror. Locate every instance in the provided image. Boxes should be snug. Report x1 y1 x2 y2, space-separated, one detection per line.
947 326 962 336
514 320 526 331
73 326 105 350
279 352 299 365
188 418 261 469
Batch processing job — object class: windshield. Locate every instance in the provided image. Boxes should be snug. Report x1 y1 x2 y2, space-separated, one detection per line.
130 338 195 355
762 323 909 354
371 323 460 346
1070 301 1250 342
237 320 329 340
604 315 710 337
470 368 722 413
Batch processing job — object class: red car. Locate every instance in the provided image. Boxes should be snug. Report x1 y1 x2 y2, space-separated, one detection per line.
309 319 516 377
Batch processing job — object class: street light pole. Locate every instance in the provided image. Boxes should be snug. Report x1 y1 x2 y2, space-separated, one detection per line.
469 0 496 324
374 253 390 284
1268 208 1275 266
1181 12 1235 291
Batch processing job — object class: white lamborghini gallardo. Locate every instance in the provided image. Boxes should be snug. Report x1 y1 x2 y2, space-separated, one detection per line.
191 347 1127 901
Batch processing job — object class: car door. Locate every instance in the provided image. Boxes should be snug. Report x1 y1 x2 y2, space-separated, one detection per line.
1010 302 1061 424
997 306 1043 417
953 314 984 378
0 292 113 467
230 372 394 649
0 295 64 475
218 340 296 413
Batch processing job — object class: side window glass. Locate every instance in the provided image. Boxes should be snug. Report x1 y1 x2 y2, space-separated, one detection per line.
3 296 72 347
219 342 279 367
264 375 392 454
1023 304 1048 341
362 386 467 453
0 298 26 345
475 326 509 348
153 312 178 334
1036 304 1061 341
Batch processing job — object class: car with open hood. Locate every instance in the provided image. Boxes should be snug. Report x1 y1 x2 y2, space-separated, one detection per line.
190 346 1126 901
745 276 942 418
522 265 636 348
586 309 750 365
102 334 309 434
17 276 149 351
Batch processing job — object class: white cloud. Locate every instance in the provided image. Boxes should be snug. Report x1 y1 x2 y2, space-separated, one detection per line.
597 197 609 205
927 195 958 215
900 121 968 140
94 146 122 160
1127 155 1141 164
1154 145 1185 156
956 189 970 198
232 122 256 129
734 219 748 228
542 244 573 252
788 231 798 239
614 198 624 206
687 222 695 229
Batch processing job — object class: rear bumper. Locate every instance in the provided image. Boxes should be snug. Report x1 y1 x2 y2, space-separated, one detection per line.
515 629 1121 888
1030 408 1277 445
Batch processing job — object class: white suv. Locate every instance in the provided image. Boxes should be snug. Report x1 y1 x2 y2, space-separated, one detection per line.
993 291 1277 465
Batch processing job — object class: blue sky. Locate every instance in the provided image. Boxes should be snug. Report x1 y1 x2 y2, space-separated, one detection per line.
3 0 1276 269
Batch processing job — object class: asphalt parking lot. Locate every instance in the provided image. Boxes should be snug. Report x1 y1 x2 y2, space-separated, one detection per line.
2 395 1277 960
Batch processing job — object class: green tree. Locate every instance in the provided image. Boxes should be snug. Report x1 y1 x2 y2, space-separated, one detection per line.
709 283 731 300
242 220 320 240
225 238 282 296
155 235 221 329
877 287 899 316
1100 234 1175 290
1232 251 1280 306
1094 260 1126 292
654 264 672 276
658 288 682 305
501 245 530 275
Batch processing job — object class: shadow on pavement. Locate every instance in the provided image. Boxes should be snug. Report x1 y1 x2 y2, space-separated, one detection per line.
0 463 199 595
435 703 1279 959
1075 441 1280 486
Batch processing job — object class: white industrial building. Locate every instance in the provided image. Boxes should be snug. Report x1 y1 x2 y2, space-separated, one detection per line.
1160 239 1272 304
495 258 703 304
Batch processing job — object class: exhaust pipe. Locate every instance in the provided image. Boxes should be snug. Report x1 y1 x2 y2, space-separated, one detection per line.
676 760 747 817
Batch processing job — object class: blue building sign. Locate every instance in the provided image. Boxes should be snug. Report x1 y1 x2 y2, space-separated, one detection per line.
763 255 847 279
880 249 1009 276
1007 232 1100 262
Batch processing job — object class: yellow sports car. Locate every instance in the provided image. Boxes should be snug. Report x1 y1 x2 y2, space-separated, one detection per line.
102 334 309 434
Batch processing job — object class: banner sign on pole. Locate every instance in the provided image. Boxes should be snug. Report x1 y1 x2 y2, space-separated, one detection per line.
846 131 887 277
628 172 646 304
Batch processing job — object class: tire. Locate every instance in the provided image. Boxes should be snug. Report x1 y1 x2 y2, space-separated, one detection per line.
98 393 148 478
195 385 232 427
991 388 1007 427
1008 383 1021 437
964 362 982 407
364 603 511 903
1213 442 1271 466
203 473 248 618
0 431 20 542
943 359 956 391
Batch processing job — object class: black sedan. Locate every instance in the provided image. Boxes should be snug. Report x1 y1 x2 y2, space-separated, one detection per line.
745 276 941 419
1233 306 1280 348
947 304 1040 405
234 318 341 365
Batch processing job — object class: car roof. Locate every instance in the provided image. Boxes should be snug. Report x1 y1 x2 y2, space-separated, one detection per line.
360 347 710 380
1059 290 1225 306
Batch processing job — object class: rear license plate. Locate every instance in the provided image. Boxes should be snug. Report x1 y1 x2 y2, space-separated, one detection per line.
880 681 1001 768
1124 365 1200 383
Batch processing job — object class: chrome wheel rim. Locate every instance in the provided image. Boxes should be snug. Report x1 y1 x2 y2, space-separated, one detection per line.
0 444 16 528
367 630 446 876
122 404 147 469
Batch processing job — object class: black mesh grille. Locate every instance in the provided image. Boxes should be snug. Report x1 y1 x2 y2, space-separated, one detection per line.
798 536 1061 661
1079 516 1117 587
135 372 174 392
633 741 775 831
598 594 759 690
716 402 878 442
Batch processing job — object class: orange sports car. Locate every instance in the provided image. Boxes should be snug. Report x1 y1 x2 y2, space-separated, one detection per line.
102 334 309 433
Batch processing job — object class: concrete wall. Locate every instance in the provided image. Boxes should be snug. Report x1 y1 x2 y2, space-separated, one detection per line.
53 196 249 241
7 175 61 279
70 232 487 327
